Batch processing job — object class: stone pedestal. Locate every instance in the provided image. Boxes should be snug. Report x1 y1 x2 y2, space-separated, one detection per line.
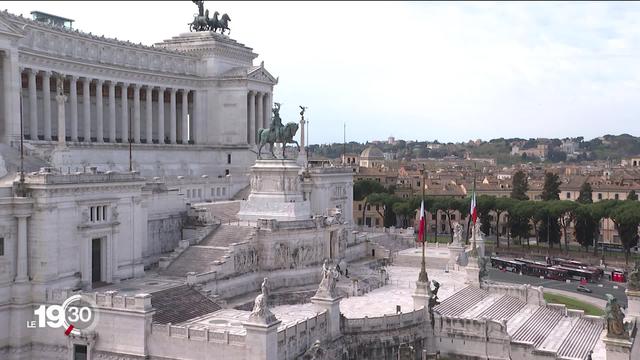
448 243 465 268
238 159 311 221
626 289 640 320
603 336 633 360
466 255 480 287
243 319 282 360
311 296 342 340
412 280 430 310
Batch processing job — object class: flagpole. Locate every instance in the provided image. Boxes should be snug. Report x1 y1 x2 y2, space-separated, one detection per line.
472 162 477 253
418 166 428 283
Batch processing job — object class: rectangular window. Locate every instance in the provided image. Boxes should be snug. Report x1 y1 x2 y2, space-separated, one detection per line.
90 207 95 222
96 206 101 222
358 204 362 211
216 188 221 196
227 154 232 164
566 192 571 199
451 214 456 220
614 193 619 200
598 193 603 200
0 237 4 256
375 218 380 226
211 188 214 196
103 206 107 221
441 214 446 221
225 169 230 176
222 188 226 196
198 189 202 198
73 344 87 360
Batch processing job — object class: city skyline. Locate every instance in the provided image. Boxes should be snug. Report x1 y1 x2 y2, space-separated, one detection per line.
4 1 639 145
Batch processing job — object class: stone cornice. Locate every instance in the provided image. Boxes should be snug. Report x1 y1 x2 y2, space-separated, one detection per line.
1 10 191 57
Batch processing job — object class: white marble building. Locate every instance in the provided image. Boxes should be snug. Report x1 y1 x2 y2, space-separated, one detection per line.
0 9 277 182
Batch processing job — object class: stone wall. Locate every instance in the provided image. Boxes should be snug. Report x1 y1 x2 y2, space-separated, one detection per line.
277 311 329 360
148 323 246 360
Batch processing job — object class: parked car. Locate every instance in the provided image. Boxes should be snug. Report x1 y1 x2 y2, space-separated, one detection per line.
576 285 592 293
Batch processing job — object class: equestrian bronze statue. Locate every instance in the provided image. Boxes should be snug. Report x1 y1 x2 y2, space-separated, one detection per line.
257 103 300 159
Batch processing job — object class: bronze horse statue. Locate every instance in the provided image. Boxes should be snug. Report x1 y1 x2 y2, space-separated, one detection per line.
257 122 300 159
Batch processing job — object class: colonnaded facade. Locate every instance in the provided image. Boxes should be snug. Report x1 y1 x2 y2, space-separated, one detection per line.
0 8 275 182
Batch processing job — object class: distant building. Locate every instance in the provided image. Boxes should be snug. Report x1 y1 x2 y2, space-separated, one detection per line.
359 146 385 168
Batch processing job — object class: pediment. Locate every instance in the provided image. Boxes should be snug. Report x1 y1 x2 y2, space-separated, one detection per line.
0 16 26 39
248 65 278 85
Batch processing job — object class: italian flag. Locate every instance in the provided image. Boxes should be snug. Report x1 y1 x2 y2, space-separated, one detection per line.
417 200 425 243
470 189 477 225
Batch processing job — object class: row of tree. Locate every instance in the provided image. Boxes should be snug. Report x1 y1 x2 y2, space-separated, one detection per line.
353 171 640 264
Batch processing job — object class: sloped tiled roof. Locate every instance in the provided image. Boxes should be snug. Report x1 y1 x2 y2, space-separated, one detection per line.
151 285 222 324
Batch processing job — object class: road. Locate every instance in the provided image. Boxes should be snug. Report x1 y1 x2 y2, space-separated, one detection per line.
487 268 628 307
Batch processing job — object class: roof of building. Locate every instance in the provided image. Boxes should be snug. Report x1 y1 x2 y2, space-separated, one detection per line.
360 146 384 160
151 284 222 324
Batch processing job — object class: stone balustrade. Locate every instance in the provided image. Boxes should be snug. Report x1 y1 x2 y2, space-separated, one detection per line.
150 323 246 345
277 311 328 360
342 307 426 334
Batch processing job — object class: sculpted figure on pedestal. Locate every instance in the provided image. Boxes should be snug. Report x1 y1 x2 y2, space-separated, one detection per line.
257 103 300 159
315 260 339 299
627 261 640 291
452 222 464 245
605 294 627 339
249 277 277 323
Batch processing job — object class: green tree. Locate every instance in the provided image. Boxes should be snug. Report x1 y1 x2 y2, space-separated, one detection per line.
609 201 640 264
574 204 598 252
577 182 593 204
511 171 530 200
550 200 578 252
437 197 467 243
541 172 562 201
628 190 638 201
392 201 414 229
508 200 533 248
353 179 387 226
367 193 400 227
477 195 496 238
494 197 514 248
536 202 562 248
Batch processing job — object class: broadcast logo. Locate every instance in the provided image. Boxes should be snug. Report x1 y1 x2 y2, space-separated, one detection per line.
26 294 99 336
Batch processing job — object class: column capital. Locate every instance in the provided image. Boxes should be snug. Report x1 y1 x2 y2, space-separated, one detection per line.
95 78 104 85
41 70 51 77
120 82 129 87
170 88 177 94
145 85 153 92
67 74 77 82
24 67 36 75
133 83 141 90
108 80 116 88
157 86 166 91
248 90 256 96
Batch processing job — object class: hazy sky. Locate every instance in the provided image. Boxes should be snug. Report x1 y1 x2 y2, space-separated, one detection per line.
4 1 640 144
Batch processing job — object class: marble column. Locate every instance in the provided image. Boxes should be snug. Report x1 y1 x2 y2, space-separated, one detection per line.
192 90 198 144
82 77 91 142
120 82 129 142
26 69 38 140
55 77 67 145
157 87 165 144
42 71 52 141
145 86 152 143
256 92 263 140
263 92 271 128
15 215 29 282
1 50 21 143
248 91 255 145
108 81 116 142
95 79 104 143
69 76 78 141
169 88 177 144
133 84 141 143
181 89 189 144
